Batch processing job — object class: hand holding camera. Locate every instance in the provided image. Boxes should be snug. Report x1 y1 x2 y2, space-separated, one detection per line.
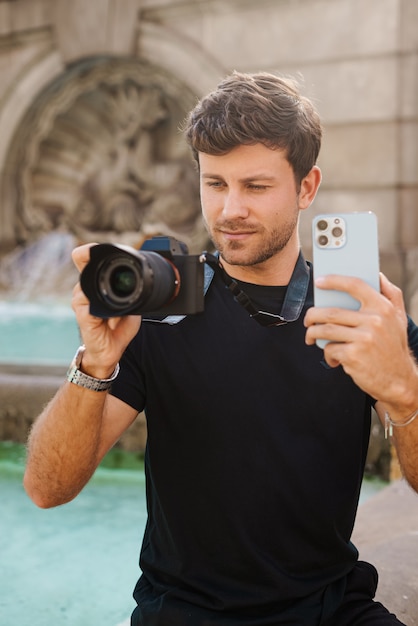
71 243 142 380
80 236 205 319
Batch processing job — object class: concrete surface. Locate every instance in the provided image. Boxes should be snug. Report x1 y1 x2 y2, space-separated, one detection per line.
352 479 418 625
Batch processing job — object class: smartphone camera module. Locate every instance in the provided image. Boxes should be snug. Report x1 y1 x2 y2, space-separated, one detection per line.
315 216 346 249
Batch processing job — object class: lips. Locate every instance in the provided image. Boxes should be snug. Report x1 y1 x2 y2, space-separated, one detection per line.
222 231 254 239
218 227 257 236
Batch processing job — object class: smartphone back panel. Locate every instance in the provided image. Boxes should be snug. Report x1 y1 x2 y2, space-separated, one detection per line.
312 211 380 312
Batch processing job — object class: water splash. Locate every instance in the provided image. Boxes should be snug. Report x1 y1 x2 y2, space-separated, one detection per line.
0 231 78 302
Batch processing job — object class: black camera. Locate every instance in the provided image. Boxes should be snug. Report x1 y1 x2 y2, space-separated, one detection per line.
80 236 205 318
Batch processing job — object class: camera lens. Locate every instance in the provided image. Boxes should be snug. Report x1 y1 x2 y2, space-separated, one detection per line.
318 235 328 246
332 226 343 238
97 251 178 313
109 265 138 298
317 220 328 231
98 256 144 308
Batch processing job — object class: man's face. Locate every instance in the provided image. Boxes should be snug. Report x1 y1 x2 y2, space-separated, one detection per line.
199 143 302 272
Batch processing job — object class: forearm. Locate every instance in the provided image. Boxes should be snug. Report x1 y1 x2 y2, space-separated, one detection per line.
392 417 418 490
24 243 143 508
24 382 108 508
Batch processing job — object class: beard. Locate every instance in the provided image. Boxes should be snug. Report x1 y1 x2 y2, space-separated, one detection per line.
203 210 299 267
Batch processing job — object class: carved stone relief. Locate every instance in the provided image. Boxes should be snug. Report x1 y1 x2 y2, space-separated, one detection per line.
0 59 209 247
1 56 210 255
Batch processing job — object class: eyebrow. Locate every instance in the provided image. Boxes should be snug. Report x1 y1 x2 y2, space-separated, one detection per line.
201 173 277 183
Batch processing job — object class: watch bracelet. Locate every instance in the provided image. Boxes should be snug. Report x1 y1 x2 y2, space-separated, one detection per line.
66 346 120 392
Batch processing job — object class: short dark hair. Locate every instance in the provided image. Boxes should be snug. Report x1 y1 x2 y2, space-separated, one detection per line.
184 71 322 184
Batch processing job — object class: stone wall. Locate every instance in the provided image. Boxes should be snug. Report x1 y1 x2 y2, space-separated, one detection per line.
0 0 416 310
0 364 149 453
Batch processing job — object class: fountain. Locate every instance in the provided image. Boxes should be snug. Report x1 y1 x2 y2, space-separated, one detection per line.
0 231 80 365
0 58 211 449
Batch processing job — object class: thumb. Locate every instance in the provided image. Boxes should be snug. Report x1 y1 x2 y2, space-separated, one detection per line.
72 243 98 273
379 272 407 319
108 316 122 331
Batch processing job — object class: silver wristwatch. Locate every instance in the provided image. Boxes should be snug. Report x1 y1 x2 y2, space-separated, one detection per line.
66 345 120 392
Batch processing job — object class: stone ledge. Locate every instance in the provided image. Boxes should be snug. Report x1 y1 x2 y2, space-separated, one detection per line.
352 479 418 625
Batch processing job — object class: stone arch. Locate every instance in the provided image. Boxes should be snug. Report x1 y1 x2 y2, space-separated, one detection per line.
0 56 212 254
0 50 64 246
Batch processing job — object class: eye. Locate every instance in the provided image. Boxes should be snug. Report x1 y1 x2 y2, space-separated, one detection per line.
205 180 225 189
248 183 269 191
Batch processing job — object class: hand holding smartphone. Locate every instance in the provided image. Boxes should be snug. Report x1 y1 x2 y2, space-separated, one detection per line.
312 211 380 348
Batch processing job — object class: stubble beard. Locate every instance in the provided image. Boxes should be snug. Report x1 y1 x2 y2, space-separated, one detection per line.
204 212 299 268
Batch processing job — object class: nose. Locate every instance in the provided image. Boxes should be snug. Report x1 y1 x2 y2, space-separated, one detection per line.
222 188 250 220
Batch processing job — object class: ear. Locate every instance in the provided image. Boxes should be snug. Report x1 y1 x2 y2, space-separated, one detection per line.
298 166 322 211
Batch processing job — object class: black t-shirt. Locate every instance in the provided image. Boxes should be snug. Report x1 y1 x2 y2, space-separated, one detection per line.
111 261 418 625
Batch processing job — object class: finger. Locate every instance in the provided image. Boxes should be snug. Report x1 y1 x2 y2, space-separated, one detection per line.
72 243 98 273
314 274 380 307
321 350 341 369
72 281 91 311
305 318 367 347
304 304 361 329
107 314 142 344
379 272 405 311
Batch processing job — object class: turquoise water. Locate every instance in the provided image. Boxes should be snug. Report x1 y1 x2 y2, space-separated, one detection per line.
1 447 386 626
1 461 146 626
0 301 80 365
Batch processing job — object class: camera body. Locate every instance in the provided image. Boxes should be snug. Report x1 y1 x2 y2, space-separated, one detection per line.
80 236 205 318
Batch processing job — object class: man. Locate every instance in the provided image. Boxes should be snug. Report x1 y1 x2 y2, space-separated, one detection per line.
24 71 418 625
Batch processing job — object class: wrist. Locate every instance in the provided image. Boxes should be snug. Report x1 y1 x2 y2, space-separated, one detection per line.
79 347 118 380
385 408 418 439
384 363 418 418
67 345 119 392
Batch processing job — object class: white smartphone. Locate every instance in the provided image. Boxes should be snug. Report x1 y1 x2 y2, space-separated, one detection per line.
312 211 380 348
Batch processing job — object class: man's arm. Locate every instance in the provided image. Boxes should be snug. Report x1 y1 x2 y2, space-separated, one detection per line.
375 401 418 488
24 387 138 508
24 244 142 508
304 272 418 490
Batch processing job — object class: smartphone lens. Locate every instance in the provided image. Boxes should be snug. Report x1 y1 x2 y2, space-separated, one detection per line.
318 235 328 246
332 227 343 238
317 220 328 231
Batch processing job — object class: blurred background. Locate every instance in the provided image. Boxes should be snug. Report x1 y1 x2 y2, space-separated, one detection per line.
0 1 417 624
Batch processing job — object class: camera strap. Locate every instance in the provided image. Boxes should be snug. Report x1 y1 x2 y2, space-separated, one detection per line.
201 251 310 328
